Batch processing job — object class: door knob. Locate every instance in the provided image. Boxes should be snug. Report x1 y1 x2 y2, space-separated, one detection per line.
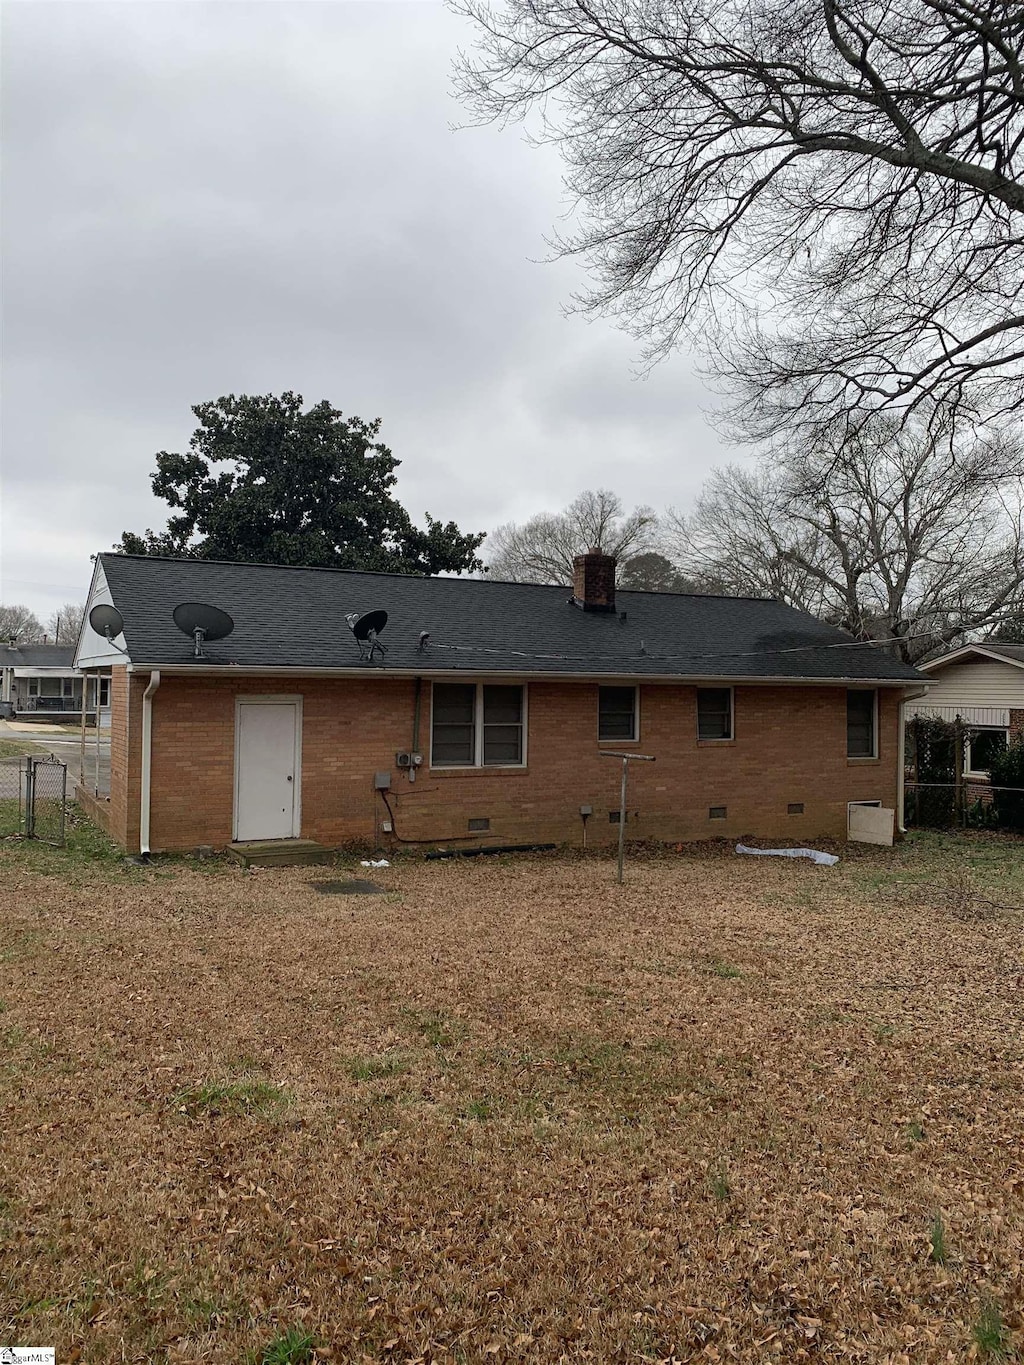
286 775 293 782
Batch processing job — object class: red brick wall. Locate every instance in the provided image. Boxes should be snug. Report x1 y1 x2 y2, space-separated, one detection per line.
1011 709 1024 743
107 674 903 853
106 666 138 849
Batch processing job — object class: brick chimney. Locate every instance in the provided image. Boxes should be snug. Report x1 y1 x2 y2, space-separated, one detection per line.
572 547 617 612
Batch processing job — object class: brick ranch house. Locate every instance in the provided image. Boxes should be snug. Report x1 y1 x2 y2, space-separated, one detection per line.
75 551 928 855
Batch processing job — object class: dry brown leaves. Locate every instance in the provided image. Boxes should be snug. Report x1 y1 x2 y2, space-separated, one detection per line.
0 833 1022 1363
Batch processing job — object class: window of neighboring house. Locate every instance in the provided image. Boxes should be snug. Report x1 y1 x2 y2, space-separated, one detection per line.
28 678 39 696
966 727 1008 776
598 686 638 741
431 683 525 767
697 687 733 740
87 677 110 708
847 689 877 758
62 678 76 698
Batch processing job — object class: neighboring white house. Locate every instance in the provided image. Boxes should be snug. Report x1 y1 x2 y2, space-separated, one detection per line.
0 644 110 724
907 642 1024 777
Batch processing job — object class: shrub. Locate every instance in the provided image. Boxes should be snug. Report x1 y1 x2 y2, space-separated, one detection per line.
989 737 1024 832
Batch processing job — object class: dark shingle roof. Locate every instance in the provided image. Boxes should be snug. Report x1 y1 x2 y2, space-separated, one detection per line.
96 553 924 683
0 644 77 669
983 643 1024 663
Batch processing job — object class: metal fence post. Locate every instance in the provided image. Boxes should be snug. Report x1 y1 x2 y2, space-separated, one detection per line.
24 757 36 839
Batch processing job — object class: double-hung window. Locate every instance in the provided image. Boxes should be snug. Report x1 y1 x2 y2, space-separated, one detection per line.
697 687 733 740
598 686 638 741
431 683 525 767
966 728 1007 776
846 689 877 758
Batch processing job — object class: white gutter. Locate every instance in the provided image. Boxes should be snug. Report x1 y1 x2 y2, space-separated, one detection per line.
140 670 161 858
125 663 924 688
897 685 931 834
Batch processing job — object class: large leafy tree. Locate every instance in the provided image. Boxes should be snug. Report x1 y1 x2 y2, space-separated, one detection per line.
118 393 485 575
618 552 700 593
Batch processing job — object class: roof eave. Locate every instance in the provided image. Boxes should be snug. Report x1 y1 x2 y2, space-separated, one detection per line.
918 643 1024 673
125 661 924 686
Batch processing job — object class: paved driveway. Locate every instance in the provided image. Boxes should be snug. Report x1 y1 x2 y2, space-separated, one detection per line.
0 720 111 795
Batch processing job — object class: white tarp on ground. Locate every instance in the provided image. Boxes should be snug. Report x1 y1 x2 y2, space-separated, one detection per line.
736 843 839 866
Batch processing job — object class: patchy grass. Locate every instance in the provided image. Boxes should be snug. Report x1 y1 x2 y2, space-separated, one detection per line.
0 831 1021 1362
254 1324 317 1364
0 735 47 760
973 1301 1013 1360
344 1052 410 1082
929 1210 950 1265
174 1077 293 1119
706 955 743 979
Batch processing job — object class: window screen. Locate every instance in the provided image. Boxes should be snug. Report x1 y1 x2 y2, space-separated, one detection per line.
846 690 876 757
598 686 637 740
697 688 732 740
482 685 523 765
432 683 476 766
968 729 1007 774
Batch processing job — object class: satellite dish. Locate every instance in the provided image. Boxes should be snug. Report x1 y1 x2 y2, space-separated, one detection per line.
348 609 388 641
346 609 388 662
89 604 125 640
173 602 235 659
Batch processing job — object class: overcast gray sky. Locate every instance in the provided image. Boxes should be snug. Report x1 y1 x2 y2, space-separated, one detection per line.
1 0 729 622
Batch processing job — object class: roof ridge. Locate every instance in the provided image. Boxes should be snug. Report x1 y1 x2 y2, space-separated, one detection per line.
99 553 778 603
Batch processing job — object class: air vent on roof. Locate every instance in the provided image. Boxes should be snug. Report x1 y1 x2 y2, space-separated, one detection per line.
172 602 235 659
346 610 388 663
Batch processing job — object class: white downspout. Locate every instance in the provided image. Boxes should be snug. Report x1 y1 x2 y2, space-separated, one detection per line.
898 685 930 835
140 670 161 858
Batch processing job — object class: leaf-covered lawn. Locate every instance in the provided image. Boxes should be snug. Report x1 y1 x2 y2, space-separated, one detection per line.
0 830 1022 1363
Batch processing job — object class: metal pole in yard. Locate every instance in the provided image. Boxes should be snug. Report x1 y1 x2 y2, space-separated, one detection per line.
79 673 88 794
94 675 102 796
600 751 656 884
24 757 35 839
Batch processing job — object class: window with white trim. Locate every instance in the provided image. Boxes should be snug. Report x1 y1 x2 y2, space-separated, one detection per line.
431 683 525 767
847 689 877 757
598 686 638 741
697 687 733 740
966 727 1008 776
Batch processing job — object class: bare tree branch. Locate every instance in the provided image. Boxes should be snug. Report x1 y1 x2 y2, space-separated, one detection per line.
454 0 1024 433
487 488 658 582
46 602 87 647
0 605 45 645
664 410 1024 659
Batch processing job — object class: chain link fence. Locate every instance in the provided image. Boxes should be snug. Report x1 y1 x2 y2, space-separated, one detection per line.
0 754 67 845
904 715 1023 832
0 753 25 838
904 780 1022 831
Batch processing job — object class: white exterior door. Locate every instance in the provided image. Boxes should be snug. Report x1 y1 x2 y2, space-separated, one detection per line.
234 700 301 841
